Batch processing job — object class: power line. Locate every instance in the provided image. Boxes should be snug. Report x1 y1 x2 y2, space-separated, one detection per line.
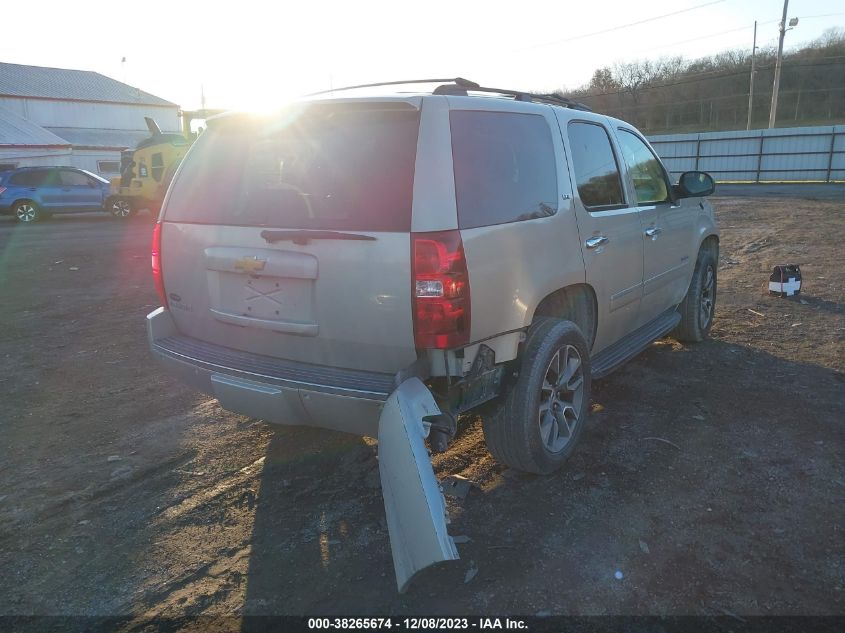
623 16 845 61
631 19 781 56
571 59 845 100
514 0 727 53
799 12 845 20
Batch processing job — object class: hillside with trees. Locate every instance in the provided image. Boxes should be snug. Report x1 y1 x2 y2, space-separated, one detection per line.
560 28 845 134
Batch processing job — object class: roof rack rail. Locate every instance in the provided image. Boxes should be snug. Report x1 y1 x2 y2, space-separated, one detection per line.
303 77 592 112
434 83 592 112
304 77 480 97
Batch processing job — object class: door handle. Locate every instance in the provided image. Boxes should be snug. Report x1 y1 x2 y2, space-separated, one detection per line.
585 236 609 249
645 227 663 238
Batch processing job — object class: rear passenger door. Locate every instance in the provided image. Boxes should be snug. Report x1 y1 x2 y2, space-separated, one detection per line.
37 169 67 211
614 128 697 326
557 116 645 354
8 169 50 205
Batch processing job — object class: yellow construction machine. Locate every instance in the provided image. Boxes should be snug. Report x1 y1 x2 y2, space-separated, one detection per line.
107 111 222 218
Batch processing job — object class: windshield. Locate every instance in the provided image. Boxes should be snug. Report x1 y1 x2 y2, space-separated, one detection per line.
81 169 110 184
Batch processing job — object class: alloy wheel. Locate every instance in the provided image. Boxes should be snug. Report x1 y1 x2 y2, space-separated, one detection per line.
538 344 585 453
16 204 37 222
112 199 132 218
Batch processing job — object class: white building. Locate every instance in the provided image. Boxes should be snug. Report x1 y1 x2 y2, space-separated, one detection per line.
0 62 180 177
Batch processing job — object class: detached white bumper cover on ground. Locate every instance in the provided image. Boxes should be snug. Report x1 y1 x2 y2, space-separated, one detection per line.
378 378 459 592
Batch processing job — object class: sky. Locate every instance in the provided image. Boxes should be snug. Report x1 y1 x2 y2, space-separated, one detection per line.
3 0 844 110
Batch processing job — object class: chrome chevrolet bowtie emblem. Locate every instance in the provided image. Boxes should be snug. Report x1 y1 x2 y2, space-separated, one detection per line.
234 256 266 273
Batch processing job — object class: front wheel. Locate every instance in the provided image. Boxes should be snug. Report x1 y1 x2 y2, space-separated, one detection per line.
14 201 40 223
482 318 591 475
673 244 717 342
109 197 134 219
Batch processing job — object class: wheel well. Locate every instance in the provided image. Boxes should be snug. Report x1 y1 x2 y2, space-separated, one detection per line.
12 198 38 209
700 234 719 259
532 284 597 349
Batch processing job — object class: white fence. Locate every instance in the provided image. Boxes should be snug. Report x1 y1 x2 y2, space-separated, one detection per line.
648 125 845 183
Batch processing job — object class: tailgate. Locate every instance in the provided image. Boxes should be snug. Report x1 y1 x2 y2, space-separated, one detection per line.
159 101 421 373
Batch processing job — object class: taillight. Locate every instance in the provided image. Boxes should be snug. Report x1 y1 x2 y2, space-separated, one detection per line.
0 186 6 195
151 222 168 308
412 230 471 349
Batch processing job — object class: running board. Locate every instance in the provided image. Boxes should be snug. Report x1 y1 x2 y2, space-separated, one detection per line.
591 309 681 379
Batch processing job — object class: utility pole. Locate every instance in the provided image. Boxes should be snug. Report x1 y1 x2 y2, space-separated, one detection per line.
747 20 757 130
768 0 790 128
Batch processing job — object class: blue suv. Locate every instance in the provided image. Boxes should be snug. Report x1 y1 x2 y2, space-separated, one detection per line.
0 166 117 223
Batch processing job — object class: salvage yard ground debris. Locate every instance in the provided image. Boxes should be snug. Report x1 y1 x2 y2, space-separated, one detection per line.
0 194 843 615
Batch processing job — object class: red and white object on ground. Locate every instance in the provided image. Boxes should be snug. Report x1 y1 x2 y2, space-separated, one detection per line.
769 264 802 297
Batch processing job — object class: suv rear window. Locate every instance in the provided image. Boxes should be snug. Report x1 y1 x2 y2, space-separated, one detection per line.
450 111 558 229
164 104 420 232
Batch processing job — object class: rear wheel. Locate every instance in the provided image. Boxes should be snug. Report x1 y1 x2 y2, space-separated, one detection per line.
482 318 591 474
109 197 134 219
673 244 717 342
13 200 40 223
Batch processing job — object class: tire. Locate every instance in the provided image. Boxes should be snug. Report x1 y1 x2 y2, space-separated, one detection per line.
109 197 134 219
13 200 40 223
482 318 592 475
673 243 717 342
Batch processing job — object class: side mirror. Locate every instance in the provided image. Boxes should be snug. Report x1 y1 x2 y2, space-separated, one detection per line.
675 171 715 198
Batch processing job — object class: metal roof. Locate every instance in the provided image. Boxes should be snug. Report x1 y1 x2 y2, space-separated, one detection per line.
45 127 151 149
0 62 177 107
0 105 70 147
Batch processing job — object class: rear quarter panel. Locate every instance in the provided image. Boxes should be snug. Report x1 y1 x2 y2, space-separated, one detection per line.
447 99 586 354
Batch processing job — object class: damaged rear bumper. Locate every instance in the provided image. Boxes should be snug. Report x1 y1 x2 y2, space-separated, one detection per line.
148 308 460 591
378 377 459 592
147 307 391 436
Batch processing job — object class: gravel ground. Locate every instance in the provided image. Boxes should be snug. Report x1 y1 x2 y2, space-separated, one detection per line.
0 196 842 621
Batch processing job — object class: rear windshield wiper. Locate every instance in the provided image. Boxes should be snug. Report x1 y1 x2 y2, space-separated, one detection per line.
260 229 377 245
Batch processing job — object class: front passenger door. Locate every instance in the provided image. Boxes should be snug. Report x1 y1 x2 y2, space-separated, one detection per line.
614 128 696 327
58 169 99 211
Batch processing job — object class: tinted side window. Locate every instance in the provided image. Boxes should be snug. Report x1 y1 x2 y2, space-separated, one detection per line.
617 130 670 205
9 170 48 186
59 170 90 186
567 122 625 210
451 111 557 229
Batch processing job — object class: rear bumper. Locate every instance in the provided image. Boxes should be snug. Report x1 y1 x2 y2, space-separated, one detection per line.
147 307 394 436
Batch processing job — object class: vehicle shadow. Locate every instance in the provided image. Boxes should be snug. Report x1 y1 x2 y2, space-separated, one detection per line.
240 337 844 616
785 294 844 316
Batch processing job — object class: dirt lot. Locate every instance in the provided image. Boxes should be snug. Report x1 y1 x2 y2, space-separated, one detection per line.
0 196 842 621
